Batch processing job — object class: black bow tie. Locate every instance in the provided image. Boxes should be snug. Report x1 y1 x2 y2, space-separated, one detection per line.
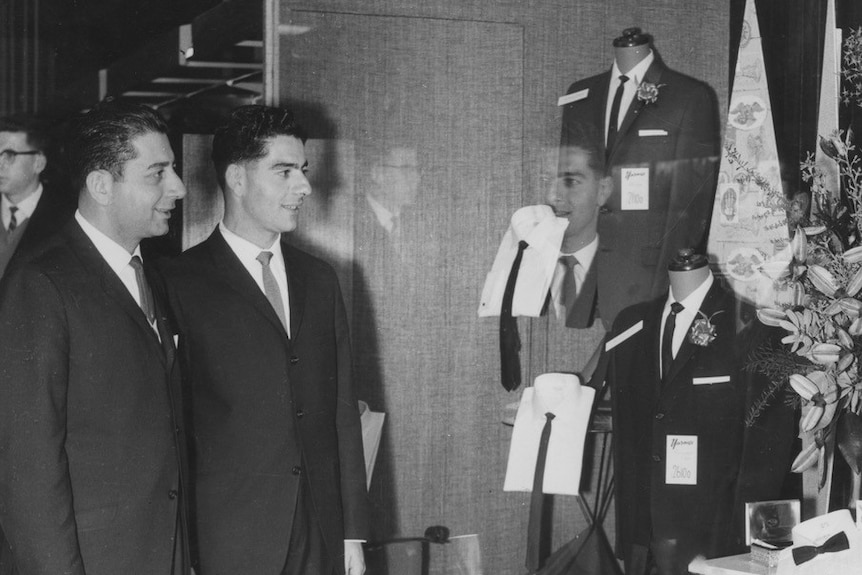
792 531 850 565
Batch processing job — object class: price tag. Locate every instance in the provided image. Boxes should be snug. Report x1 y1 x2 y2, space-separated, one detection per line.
621 167 649 210
665 435 697 485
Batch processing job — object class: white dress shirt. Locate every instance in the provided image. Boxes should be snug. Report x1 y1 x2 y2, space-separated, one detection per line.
550 235 598 321
659 270 714 374
219 222 291 337
75 210 149 314
2 183 42 230
605 50 655 143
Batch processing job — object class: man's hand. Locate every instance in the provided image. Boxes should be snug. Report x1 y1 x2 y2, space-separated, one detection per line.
344 540 366 575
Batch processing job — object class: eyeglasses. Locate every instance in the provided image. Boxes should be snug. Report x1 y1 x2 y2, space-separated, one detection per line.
0 149 41 166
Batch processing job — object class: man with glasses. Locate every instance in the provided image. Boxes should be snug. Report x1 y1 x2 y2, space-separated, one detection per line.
0 115 75 279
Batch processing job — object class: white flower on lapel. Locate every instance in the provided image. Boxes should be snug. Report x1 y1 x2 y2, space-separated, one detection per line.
636 81 665 105
687 310 724 347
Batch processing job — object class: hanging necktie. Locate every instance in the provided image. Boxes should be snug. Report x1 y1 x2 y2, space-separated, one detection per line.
559 254 579 316
7 206 18 233
257 251 288 332
605 74 630 155
128 255 156 325
500 240 528 391
661 302 684 379
526 412 555 572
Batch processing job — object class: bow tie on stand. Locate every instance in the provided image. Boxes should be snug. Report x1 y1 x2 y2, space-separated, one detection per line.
792 531 850 565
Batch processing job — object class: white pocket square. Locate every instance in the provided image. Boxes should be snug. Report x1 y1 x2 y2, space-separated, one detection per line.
558 89 589 106
693 375 730 385
638 129 668 137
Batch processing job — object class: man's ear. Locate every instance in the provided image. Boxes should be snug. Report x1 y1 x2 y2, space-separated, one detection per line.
597 175 613 207
225 163 245 196
84 170 113 206
33 152 47 176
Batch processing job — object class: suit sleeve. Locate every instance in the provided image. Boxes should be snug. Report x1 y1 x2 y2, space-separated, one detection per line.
657 81 720 290
0 266 86 574
332 274 370 540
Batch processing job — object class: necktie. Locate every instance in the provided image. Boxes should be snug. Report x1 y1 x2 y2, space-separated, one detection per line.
8 206 18 233
128 256 156 324
559 255 579 315
257 251 288 331
526 412 556 572
661 302 684 379
606 74 630 154
792 531 850 565
500 240 528 391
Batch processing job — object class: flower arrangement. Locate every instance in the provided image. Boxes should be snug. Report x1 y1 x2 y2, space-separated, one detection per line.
748 28 862 487
753 132 862 482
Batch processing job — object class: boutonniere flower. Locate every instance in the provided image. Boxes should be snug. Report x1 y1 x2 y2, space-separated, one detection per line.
636 81 665 105
688 310 724 347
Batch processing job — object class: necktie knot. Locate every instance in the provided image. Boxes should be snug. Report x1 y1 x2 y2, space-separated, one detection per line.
256 251 274 266
559 254 578 271
544 412 556 423
670 302 684 315
619 74 629 85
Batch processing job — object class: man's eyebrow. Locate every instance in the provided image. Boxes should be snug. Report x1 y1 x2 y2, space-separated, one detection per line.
272 161 309 170
147 160 172 171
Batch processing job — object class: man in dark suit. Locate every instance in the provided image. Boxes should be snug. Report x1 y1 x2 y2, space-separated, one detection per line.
162 105 368 575
560 28 720 327
545 126 611 329
0 114 75 279
0 101 189 574
605 250 793 575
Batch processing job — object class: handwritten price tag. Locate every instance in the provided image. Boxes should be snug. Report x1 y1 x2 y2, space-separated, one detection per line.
665 435 697 485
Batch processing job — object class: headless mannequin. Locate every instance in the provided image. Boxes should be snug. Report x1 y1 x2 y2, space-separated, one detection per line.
668 249 711 301
613 27 651 75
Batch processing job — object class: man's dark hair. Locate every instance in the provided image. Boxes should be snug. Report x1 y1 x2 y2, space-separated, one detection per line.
561 121 607 177
65 100 169 193
0 114 53 152
211 105 307 191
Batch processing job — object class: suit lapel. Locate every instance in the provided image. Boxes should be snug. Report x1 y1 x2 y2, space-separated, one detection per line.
66 221 165 362
282 240 306 341
610 60 666 161
206 229 291 341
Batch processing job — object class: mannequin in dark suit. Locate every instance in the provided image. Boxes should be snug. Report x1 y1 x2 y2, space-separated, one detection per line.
560 28 720 327
0 115 75 280
162 105 368 575
605 250 793 575
0 102 190 575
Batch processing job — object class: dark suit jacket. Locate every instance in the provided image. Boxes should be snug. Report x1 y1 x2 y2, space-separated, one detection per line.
13 183 76 261
0 219 188 575
161 228 369 575
606 280 792 571
561 58 720 326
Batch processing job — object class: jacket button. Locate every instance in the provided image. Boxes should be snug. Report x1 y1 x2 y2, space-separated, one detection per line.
652 455 661 462
290 356 299 365
168 489 178 500
296 409 304 418
292 466 302 475
655 413 664 420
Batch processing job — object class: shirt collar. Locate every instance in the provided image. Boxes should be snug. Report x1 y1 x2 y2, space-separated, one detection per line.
219 221 283 262
665 269 714 315
561 235 598 270
2 183 43 220
611 50 655 86
75 210 142 276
